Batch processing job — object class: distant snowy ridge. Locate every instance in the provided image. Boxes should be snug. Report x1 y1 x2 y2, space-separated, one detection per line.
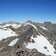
0 24 22 29
24 23 38 31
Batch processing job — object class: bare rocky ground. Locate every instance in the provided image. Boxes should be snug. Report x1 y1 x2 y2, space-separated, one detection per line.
0 47 46 56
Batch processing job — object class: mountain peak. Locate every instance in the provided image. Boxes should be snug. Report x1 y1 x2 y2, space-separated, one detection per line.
26 20 32 23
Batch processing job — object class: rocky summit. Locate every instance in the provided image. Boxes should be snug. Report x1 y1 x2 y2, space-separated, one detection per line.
0 21 56 56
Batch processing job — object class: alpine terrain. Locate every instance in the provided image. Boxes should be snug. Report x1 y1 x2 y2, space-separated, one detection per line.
0 20 56 56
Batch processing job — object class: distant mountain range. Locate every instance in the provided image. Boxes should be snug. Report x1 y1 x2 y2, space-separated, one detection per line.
0 20 56 56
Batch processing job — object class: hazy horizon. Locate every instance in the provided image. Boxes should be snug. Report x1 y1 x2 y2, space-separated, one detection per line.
0 20 56 24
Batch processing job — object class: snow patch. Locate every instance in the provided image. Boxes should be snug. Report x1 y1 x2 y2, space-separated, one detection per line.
26 35 56 56
8 38 19 46
0 47 4 50
0 25 2 28
40 26 48 30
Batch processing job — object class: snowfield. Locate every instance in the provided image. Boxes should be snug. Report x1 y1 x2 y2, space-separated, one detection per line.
8 38 19 46
0 28 17 40
26 35 56 56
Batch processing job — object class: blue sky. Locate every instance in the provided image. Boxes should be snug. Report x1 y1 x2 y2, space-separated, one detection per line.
0 0 56 23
